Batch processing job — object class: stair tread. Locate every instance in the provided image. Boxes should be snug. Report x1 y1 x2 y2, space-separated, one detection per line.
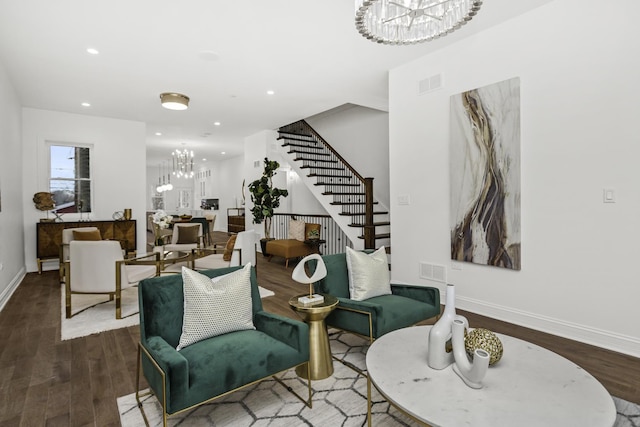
300 165 344 170
339 211 388 216
289 150 331 157
315 182 360 186
349 221 391 227
358 233 391 240
295 158 339 163
282 142 323 150
330 201 378 205
322 192 366 195
278 131 313 139
308 174 352 178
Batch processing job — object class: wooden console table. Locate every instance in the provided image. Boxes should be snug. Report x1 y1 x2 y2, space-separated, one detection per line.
36 220 137 273
227 208 245 233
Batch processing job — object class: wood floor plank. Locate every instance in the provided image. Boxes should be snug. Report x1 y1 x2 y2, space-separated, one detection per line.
0 242 637 425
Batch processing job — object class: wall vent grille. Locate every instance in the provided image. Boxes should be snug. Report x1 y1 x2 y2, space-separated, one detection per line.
418 74 443 95
419 262 447 283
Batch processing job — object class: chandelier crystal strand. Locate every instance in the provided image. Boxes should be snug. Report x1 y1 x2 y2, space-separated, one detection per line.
355 0 482 45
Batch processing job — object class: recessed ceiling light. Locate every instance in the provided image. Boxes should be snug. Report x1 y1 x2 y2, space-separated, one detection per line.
202 158 207 161
213 122 221 126
221 151 226 155
81 102 91 107
155 132 162 136
86 48 99 55
266 90 275 95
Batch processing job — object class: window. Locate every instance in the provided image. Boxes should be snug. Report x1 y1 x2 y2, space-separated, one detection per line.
49 144 92 213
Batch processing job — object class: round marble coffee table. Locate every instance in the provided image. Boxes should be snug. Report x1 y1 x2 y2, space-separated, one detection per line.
366 326 615 427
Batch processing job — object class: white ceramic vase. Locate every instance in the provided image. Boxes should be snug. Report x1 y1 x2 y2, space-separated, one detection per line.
427 283 458 370
451 316 490 389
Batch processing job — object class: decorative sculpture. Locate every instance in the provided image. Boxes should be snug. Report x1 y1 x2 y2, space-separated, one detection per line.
427 283 458 369
451 316 490 389
291 253 326 305
33 192 56 221
465 328 503 365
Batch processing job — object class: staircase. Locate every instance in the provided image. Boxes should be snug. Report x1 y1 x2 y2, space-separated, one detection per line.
276 120 390 250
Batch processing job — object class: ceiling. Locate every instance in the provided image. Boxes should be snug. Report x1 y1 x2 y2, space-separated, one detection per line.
0 0 552 166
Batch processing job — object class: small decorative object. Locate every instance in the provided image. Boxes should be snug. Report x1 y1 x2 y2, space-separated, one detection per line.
451 316 490 389
152 210 172 246
180 214 192 220
112 211 124 221
427 283 458 369
33 192 56 222
123 208 132 220
465 328 503 366
292 254 326 305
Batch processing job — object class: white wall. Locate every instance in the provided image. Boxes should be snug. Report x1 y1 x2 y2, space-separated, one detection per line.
0 61 25 310
307 105 390 208
22 108 147 272
389 0 640 357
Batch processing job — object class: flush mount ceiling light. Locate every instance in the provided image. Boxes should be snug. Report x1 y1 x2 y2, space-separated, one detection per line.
160 92 190 110
355 0 482 45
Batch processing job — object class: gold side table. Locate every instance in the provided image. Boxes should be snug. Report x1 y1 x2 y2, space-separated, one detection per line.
289 293 339 380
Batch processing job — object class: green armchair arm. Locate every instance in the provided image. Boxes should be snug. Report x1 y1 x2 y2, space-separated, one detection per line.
143 336 189 399
254 311 309 353
391 283 440 307
335 296 383 315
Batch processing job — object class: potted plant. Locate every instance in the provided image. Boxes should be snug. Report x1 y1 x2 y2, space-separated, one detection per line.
248 157 288 254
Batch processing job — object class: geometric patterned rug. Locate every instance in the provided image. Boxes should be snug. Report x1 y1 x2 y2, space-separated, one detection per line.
117 330 640 426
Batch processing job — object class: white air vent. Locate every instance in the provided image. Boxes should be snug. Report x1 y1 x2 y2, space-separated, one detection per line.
418 74 443 95
253 160 261 168
419 262 447 283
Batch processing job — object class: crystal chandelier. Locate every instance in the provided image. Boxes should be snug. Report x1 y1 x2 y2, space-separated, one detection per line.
172 147 194 179
355 0 483 45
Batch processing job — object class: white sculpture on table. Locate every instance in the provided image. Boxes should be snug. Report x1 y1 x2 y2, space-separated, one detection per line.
427 283 458 369
451 316 490 389
427 283 490 389
292 253 326 305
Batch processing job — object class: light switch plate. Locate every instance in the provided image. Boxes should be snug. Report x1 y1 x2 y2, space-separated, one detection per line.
603 188 616 203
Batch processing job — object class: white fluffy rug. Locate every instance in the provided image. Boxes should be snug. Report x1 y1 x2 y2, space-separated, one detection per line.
61 284 275 341
117 330 640 426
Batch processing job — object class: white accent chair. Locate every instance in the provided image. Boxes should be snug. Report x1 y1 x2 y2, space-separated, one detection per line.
192 230 257 270
65 240 160 319
161 223 203 252
59 226 100 282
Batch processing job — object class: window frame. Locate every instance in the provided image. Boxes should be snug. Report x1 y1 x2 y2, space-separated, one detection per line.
47 141 94 215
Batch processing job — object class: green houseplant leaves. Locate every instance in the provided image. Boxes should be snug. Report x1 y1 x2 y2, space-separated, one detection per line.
248 158 288 240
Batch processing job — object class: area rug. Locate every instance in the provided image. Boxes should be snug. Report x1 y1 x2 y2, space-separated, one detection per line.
61 284 275 341
117 331 640 426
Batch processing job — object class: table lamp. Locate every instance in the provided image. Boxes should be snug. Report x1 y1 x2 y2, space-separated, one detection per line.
292 254 326 305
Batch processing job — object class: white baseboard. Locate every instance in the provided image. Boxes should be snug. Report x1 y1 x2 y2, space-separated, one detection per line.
456 296 640 359
0 267 26 313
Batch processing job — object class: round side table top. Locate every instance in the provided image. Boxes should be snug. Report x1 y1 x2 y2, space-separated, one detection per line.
288 293 338 313
366 325 616 427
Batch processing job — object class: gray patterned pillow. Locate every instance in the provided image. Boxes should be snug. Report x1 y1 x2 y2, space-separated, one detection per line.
176 264 255 351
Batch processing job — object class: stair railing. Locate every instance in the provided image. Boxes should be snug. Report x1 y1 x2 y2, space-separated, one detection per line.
279 120 377 249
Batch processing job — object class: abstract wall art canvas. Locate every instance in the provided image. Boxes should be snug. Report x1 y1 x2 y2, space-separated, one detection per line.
450 77 521 270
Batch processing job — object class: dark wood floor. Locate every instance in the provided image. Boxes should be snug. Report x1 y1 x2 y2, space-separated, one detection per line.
0 236 638 426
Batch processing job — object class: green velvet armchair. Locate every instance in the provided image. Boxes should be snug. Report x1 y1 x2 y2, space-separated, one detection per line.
136 265 312 426
313 252 441 344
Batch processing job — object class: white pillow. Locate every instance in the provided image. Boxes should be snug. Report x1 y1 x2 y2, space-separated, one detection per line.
345 246 391 301
288 219 306 241
176 263 255 351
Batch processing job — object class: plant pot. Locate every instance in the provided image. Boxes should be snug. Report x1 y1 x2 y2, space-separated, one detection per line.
260 238 274 256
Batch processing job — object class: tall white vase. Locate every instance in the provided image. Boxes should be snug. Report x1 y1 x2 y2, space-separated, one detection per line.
427 283 458 370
